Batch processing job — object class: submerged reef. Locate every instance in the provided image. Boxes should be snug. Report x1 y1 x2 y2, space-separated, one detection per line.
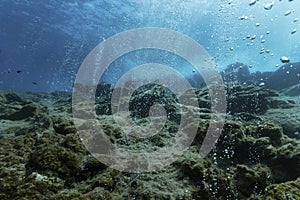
0 76 300 199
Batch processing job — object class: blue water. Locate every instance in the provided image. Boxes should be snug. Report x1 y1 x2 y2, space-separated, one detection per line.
0 0 299 92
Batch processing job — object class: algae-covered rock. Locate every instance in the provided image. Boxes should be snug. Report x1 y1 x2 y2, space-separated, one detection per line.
251 178 300 200
235 164 272 198
51 115 76 135
227 85 278 114
5 103 38 120
29 135 84 181
0 93 6 103
269 138 300 182
0 166 26 199
282 83 300 96
215 120 285 164
256 121 283 146
5 92 25 104
0 85 299 199
264 97 300 139
15 172 65 199
30 145 82 179
172 150 236 199
0 133 38 199
0 92 41 122
128 83 180 124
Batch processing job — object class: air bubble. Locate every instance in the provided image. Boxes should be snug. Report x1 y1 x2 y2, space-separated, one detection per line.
264 1 274 10
260 48 265 54
284 10 292 16
249 0 256 6
251 35 257 40
239 15 249 20
280 56 290 63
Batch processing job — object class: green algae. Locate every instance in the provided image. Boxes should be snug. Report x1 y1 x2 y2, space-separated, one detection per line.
0 85 299 199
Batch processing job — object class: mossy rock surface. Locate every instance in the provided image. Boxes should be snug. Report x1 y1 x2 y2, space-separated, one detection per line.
251 178 300 200
0 85 299 199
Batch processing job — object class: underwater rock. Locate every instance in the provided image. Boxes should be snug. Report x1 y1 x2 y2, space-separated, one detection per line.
282 83 300 96
51 115 76 135
79 155 108 180
226 85 278 114
2 103 38 120
215 120 278 162
0 166 27 199
235 164 272 198
222 62 251 84
264 97 300 139
128 83 180 124
216 119 300 183
251 178 300 199
0 94 39 121
0 93 5 103
234 112 262 121
4 92 26 104
0 87 299 199
268 98 295 109
172 150 236 199
269 138 300 182
15 172 65 199
28 133 84 181
191 88 211 109
265 62 300 90
0 133 38 199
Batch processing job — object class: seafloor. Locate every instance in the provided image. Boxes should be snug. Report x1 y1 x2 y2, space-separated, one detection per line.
0 82 299 199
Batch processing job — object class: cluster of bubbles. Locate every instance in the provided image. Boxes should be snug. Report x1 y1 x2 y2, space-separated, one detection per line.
235 0 298 68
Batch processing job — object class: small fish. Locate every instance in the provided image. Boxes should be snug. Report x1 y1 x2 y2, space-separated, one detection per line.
17 70 22 74
291 29 297 34
32 82 38 85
